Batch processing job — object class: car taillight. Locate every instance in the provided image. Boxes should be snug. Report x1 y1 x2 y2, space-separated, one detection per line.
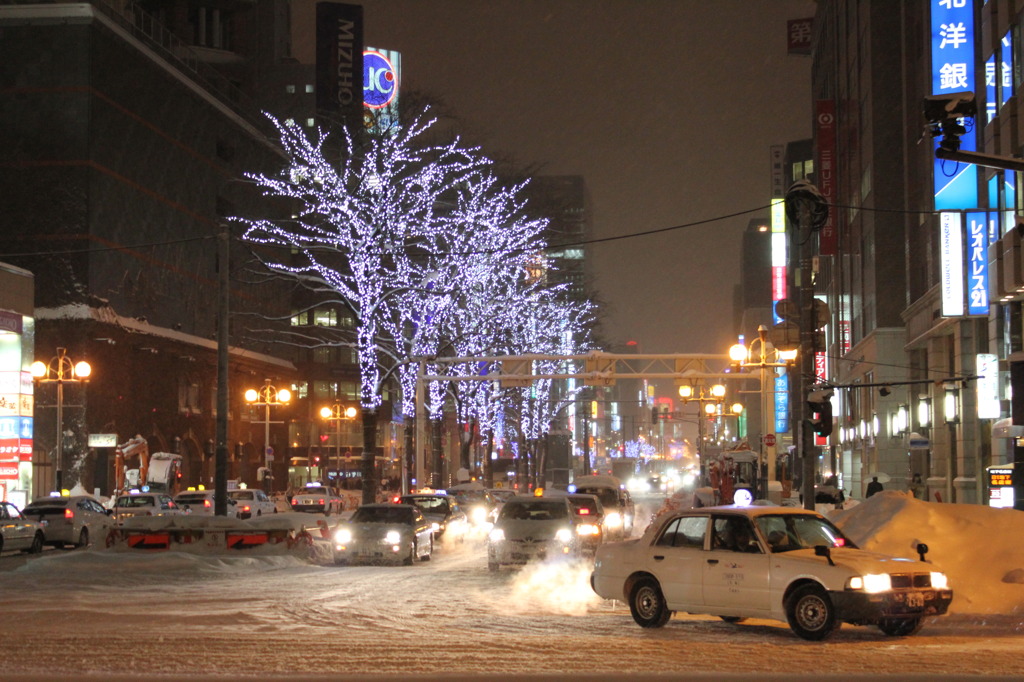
242 505 251 513
204 500 212 509
318 498 325 505
64 509 74 519
578 508 590 515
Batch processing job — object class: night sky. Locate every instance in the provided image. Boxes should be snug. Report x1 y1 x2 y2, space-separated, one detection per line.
295 0 815 354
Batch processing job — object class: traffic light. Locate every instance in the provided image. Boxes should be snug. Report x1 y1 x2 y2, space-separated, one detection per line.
807 389 834 436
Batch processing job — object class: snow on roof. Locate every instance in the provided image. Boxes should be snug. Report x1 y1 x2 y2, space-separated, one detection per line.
36 303 294 369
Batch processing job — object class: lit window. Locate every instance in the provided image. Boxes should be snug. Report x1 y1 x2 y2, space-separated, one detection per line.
305 84 314 93
285 84 296 94
306 118 315 127
313 307 338 327
290 310 309 326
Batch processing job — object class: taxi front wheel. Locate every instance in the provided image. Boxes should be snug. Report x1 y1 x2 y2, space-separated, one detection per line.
786 584 840 640
629 577 671 628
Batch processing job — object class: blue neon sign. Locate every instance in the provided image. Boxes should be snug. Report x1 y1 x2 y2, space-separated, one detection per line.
931 0 977 210
774 372 789 434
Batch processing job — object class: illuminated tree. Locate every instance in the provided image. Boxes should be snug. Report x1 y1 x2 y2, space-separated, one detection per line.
236 111 594 500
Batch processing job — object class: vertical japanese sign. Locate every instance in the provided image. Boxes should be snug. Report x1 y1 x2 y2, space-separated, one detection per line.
771 198 787 325
787 18 813 55
814 351 829 445
815 100 836 255
967 212 989 316
931 0 977 209
774 372 789 434
940 211 965 316
316 3 364 121
976 353 1000 419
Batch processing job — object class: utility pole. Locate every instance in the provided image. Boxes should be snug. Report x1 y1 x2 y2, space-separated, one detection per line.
215 225 229 516
785 180 829 510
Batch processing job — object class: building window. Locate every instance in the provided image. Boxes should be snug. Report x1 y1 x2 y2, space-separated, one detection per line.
306 118 316 127
293 381 308 399
179 378 201 414
291 310 309 326
313 307 338 327
305 84 315 94
312 347 335 364
285 84 296 94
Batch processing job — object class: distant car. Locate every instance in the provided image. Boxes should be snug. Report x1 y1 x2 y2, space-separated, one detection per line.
398 493 468 540
112 492 183 524
487 495 588 571
447 488 496 527
174 491 240 518
291 484 345 515
23 494 113 548
572 475 635 539
0 501 45 555
227 489 277 519
590 505 953 640
565 493 605 555
332 503 433 566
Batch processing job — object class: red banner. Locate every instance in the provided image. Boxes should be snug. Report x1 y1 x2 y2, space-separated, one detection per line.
816 100 837 256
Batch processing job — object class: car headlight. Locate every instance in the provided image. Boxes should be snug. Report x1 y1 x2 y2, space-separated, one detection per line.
471 506 488 525
930 572 949 589
577 523 600 536
489 528 505 543
604 511 622 528
334 528 352 544
555 528 573 543
847 573 892 593
385 530 402 545
431 522 440 533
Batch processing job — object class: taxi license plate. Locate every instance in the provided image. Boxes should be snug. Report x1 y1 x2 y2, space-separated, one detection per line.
906 592 924 609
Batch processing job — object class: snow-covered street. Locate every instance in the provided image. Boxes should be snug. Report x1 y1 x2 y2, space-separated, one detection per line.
2 495 1024 680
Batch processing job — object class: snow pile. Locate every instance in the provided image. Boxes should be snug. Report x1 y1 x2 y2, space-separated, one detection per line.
831 490 1024 615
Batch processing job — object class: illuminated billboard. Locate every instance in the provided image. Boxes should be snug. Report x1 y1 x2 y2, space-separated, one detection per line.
931 0 977 209
364 47 401 135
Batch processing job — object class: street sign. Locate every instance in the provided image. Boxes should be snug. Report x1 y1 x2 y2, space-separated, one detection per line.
88 433 118 448
764 433 777 447
775 298 798 322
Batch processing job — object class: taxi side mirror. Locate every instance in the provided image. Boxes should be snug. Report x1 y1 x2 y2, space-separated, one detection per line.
814 544 835 566
916 542 929 561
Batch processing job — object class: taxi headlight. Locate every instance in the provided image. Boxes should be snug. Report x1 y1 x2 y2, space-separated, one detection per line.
605 512 622 528
385 530 402 545
334 528 352 544
848 573 892 593
930 572 949 589
489 528 505 543
555 528 573 543
471 506 489 525
577 523 600 536
431 522 440 534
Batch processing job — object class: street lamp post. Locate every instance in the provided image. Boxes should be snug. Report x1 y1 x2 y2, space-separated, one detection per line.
31 347 92 493
320 403 357 483
678 382 726 475
730 325 797 499
244 379 291 495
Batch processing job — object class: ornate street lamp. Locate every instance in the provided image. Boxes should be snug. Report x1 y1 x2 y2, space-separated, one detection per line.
320 403 358 478
728 325 797 490
245 379 291 493
31 347 92 493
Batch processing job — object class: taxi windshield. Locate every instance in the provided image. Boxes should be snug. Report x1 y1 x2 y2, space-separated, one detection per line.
753 513 856 553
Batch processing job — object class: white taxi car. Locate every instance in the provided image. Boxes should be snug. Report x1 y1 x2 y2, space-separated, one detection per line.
227 488 277 519
591 505 953 640
291 483 345 515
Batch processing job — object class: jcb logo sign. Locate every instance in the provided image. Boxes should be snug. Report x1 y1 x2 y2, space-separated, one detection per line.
364 51 396 108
